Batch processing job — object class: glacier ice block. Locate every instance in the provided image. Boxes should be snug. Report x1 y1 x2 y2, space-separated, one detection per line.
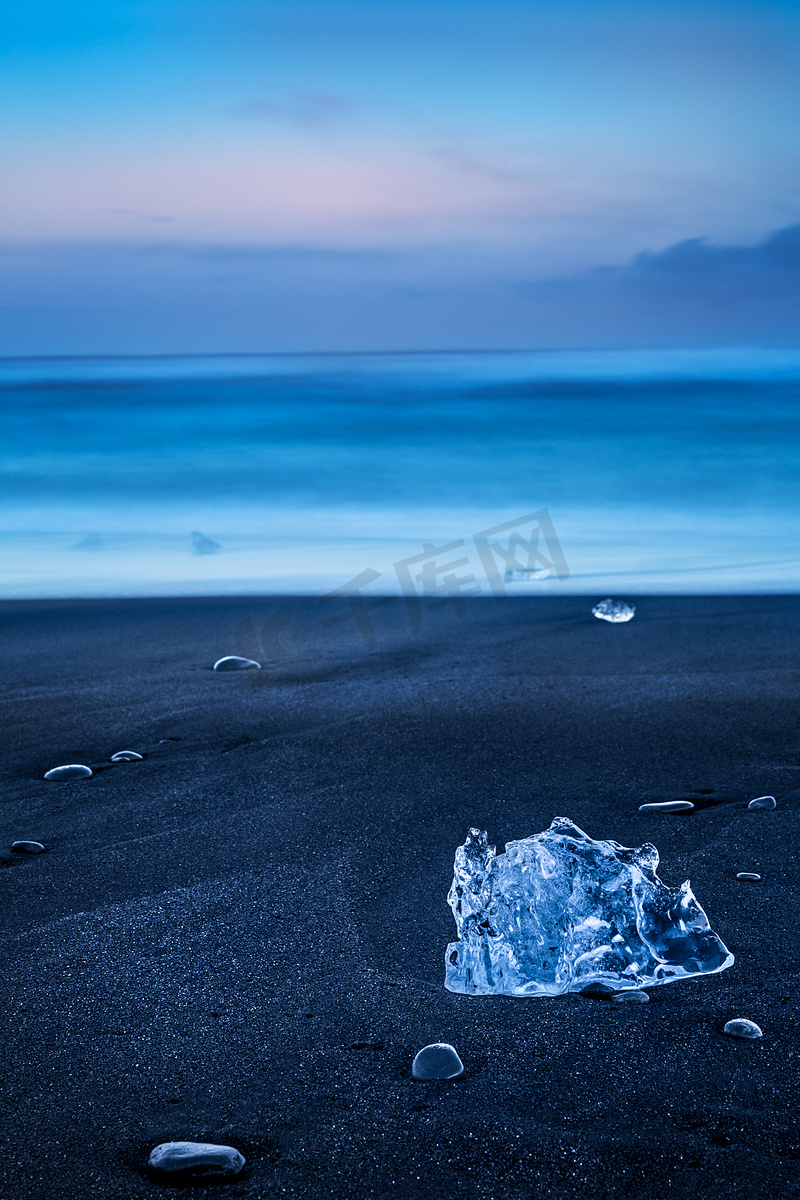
445 817 733 997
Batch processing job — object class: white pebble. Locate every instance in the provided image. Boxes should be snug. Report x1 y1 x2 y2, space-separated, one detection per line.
736 872 761 881
213 656 261 671
638 801 694 813
411 1043 465 1080
110 750 143 762
43 764 92 781
11 841 45 854
148 1142 245 1177
747 796 776 810
724 1019 762 1039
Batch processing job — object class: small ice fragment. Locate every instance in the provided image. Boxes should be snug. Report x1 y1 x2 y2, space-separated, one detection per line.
445 817 733 997
110 750 143 761
11 841 45 854
611 934 625 944
213 656 261 671
505 567 551 582
638 801 694 813
592 598 635 623
747 796 776 810
611 990 650 1004
43 764 92 781
148 1142 245 1177
190 530 221 555
724 1019 762 1039
411 1043 464 1080
736 872 761 881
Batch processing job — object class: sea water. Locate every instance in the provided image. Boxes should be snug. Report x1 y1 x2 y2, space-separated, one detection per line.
1 348 799 598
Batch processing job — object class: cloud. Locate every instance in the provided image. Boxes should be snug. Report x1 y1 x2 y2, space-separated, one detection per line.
625 224 800 278
2 223 800 354
231 93 352 129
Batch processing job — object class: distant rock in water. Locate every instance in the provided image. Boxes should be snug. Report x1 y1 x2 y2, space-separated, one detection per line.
411 1043 465 1080
148 1142 245 1178
592 598 636 623
11 840 45 854
71 533 104 550
747 795 776 810
446 817 733 997
44 764 92 781
110 750 143 762
213 655 261 671
191 530 221 555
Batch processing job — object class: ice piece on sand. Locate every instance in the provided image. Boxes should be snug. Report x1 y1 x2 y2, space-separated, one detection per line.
411 1043 464 1080
747 795 776 810
191 530 221 555
611 990 649 1004
445 817 733 997
592 598 635 623
148 1142 245 1177
638 801 694 813
44 764 92 781
213 655 261 671
736 872 761 881
110 750 143 761
11 841 45 854
724 1019 762 1039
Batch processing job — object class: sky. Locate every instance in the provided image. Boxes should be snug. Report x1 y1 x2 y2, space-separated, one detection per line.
3 0 800 353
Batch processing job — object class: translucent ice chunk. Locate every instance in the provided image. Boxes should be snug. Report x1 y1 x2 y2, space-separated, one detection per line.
445 817 733 997
592 598 635 623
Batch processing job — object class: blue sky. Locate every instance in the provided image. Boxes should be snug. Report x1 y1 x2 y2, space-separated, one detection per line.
3 0 800 352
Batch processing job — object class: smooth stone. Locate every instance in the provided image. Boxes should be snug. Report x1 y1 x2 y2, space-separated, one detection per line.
747 795 776 810
611 990 650 1004
724 1018 763 1040
579 982 616 1000
11 841 45 854
411 1043 465 1080
43 764 92 781
148 1142 245 1178
213 656 261 671
110 750 143 761
638 801 694 813
736 872 761 881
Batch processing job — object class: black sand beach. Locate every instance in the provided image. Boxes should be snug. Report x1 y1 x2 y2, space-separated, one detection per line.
2 594 799 1199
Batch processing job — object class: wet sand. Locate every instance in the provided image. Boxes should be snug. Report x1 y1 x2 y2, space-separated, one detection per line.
1 594 799 1199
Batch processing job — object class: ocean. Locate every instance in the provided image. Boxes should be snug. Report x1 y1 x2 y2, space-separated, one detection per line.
2 348 799 599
